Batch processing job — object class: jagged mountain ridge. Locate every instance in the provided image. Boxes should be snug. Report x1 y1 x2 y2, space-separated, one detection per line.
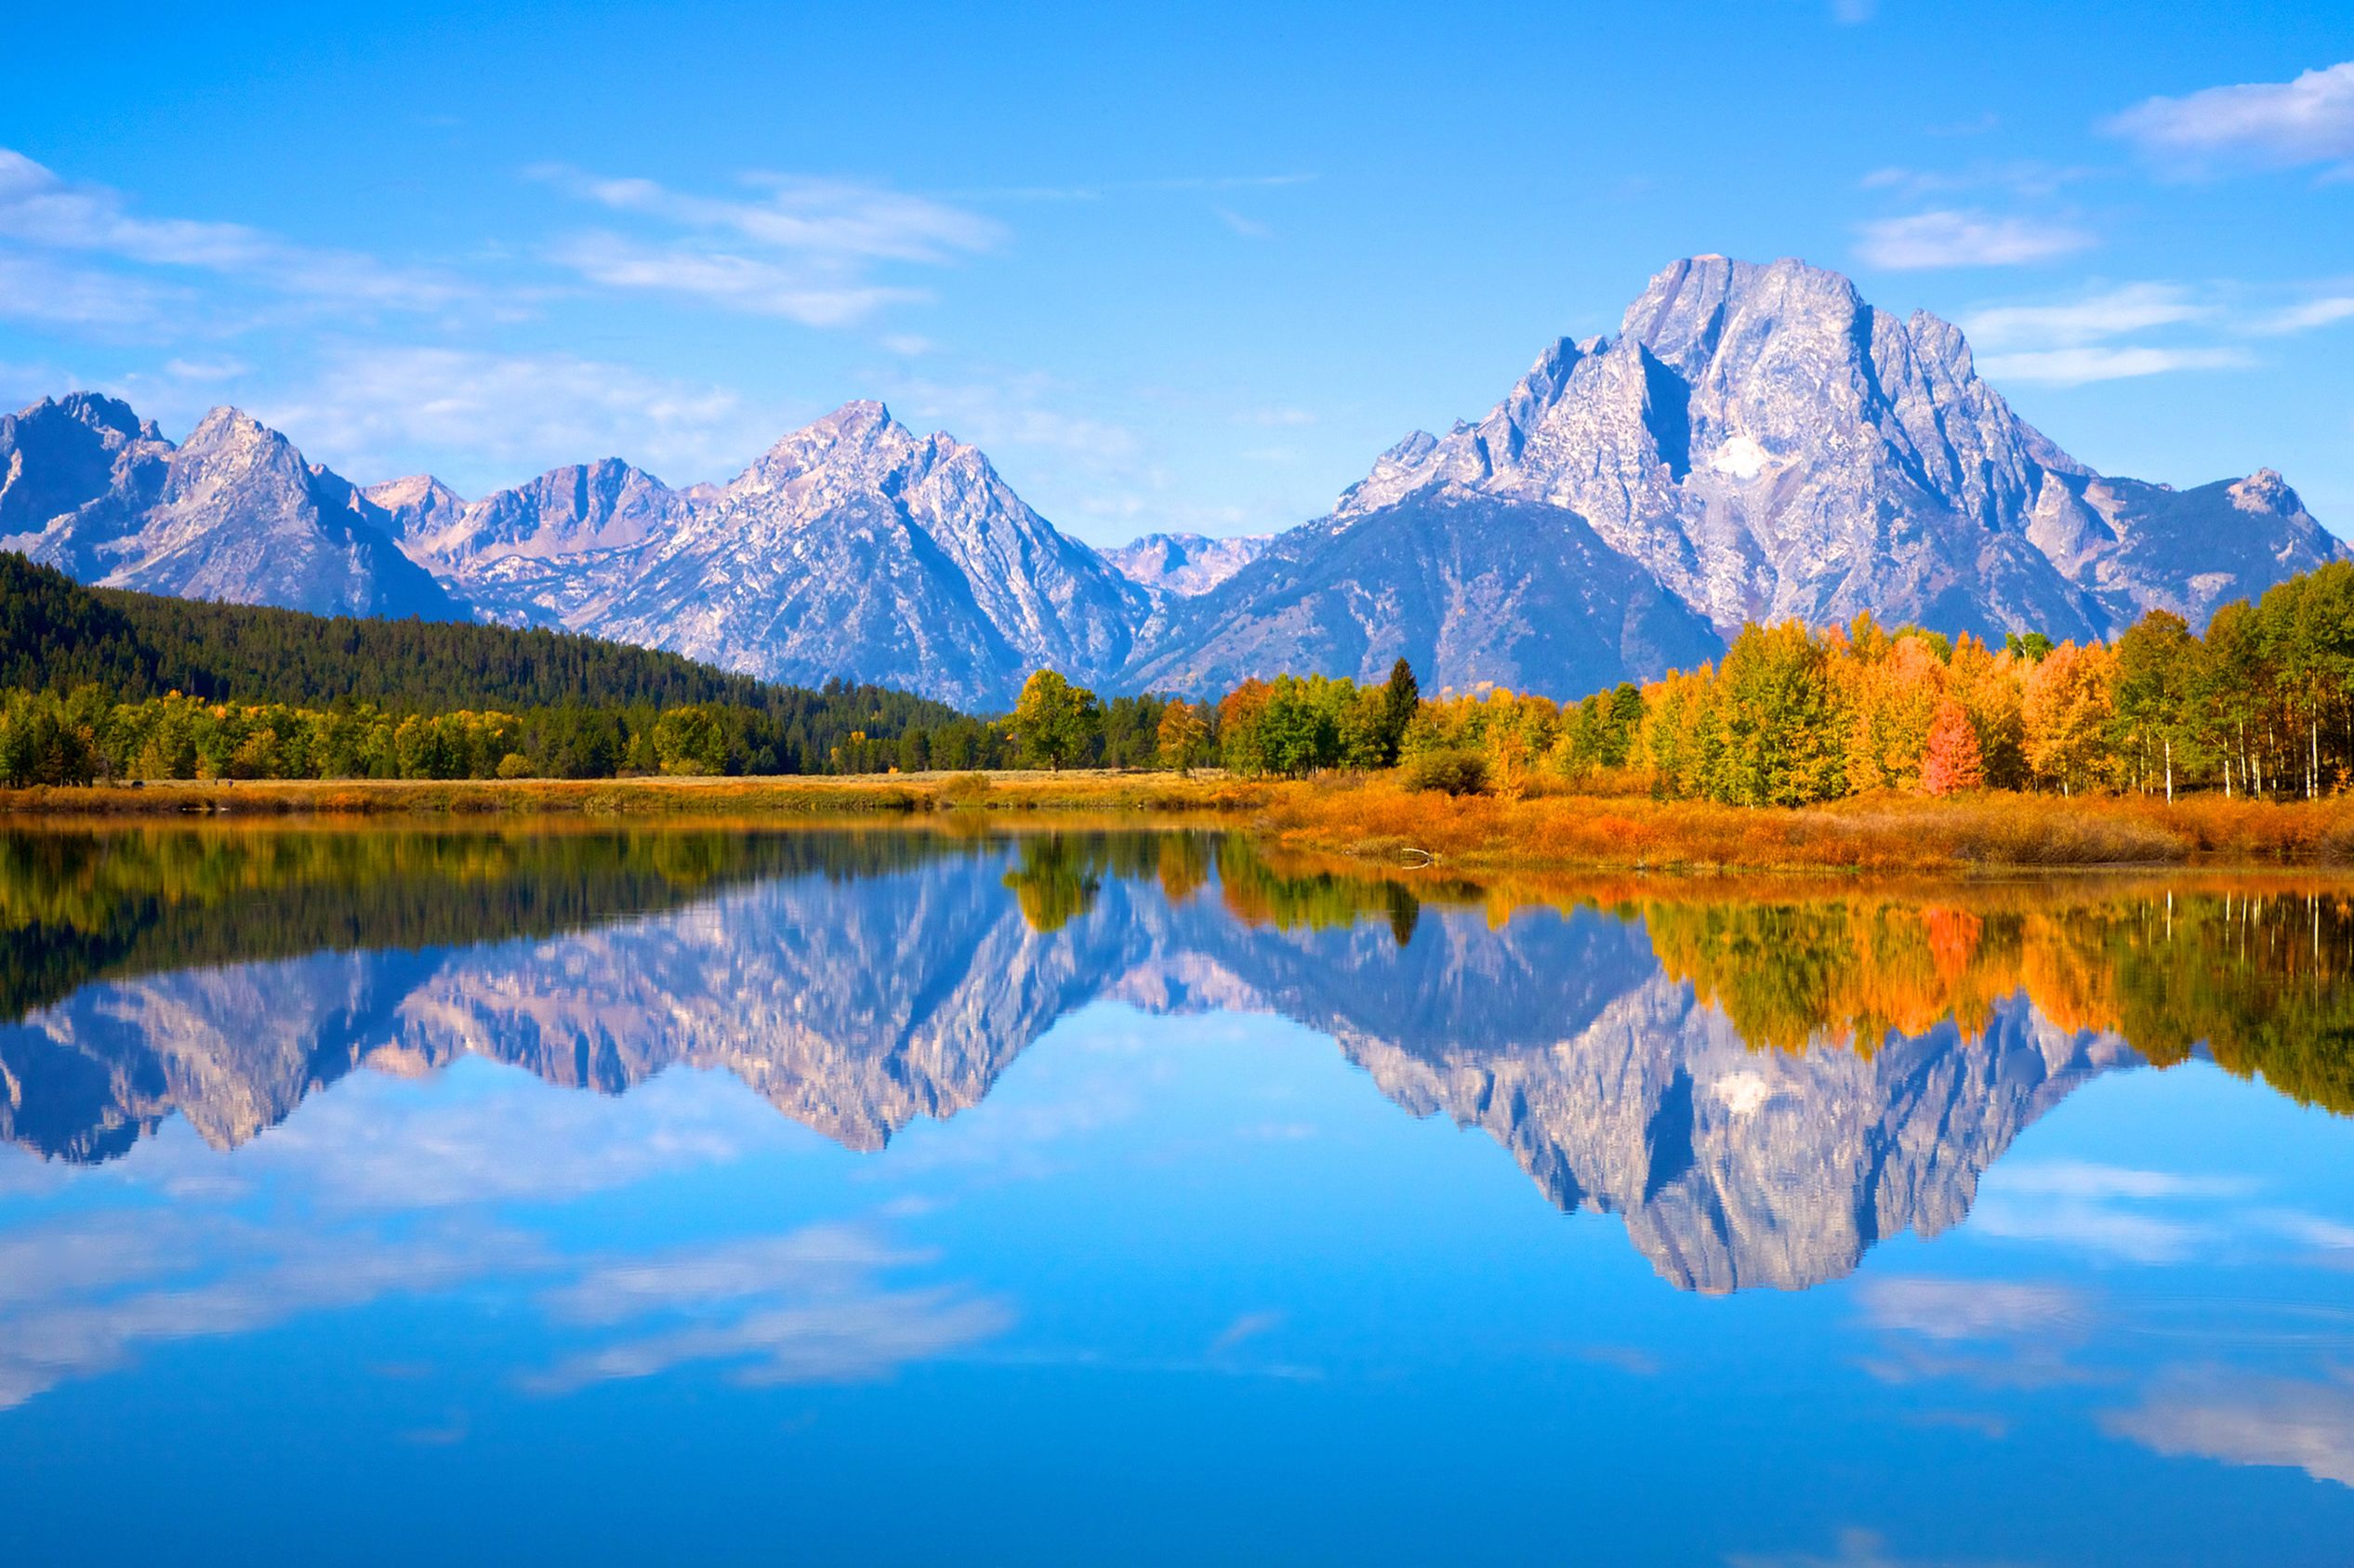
5 255 2339 705
1 394 461 622
1104 531 1272 596
1296 255 2344 654
0 843 2140 1294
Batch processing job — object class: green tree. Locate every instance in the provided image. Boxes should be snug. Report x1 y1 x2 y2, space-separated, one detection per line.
1010 669 1103 771
1376 657 1420 764
2112 611 2205 801
1702 622 1849 806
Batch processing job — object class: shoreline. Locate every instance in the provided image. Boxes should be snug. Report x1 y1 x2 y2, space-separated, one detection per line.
7 771 2354 873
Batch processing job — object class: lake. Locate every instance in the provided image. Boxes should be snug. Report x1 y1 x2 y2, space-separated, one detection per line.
1 823 2349 1565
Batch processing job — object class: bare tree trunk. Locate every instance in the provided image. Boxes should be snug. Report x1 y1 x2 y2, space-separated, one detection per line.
2164 738 2173 804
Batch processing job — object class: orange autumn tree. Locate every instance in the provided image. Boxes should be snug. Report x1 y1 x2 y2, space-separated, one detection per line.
1834 619 1949 793
1920 698 1985 795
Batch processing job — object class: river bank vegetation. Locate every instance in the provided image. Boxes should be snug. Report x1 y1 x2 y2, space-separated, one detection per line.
13 550 2354 870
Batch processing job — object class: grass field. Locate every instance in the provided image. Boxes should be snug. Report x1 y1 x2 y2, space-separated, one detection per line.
10 768 2354 871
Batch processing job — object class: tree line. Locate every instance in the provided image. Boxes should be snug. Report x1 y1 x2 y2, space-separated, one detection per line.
0 552 960 784
14 544 2354 801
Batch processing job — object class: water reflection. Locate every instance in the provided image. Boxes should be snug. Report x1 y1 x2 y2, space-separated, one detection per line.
2 824 2347 1297
3 824 2352 1563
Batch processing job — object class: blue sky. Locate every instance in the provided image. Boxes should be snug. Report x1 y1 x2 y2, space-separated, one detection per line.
1 1 2348 545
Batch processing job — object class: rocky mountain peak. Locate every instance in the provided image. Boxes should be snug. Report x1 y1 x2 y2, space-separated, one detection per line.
363 474 468 540
2229 468 2300 515
41 389 149 442
1104 531 1274 597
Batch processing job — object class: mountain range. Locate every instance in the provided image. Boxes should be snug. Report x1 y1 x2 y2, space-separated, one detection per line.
0 830 2137 1294
4 256 2342 708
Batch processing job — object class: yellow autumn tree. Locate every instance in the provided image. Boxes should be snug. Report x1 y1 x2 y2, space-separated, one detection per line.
2021 640 2118 796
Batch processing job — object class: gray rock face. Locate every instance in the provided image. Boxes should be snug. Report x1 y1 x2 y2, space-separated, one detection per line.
1123 492 1723 697
1305 256 2345 659
3 401 462 621
382 458 693 628
362 473 466 542
3 258 2336 705
0 392 173 577
587 402 1146 710
1104 532 1272 596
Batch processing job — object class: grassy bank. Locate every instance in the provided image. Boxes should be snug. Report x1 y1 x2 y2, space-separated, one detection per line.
10 769 2354 870
0 770 1274 819
1256 778 2354 871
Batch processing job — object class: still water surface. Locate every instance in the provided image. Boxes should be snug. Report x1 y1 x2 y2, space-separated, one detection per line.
1 824 2350 1564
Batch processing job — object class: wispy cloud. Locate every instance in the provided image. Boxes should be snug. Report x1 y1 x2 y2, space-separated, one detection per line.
2255 295 2354 335
1855 209 2094 270
525 1226 1012 1391
1855 1275 2091 1341
1213 205 1271 239
534 165 999 327
246 344 773 490
1975 1159 2255 1202
1964 284 2255 386
546 231 922 325
2104 1367 2354 1487
1860 162 2088 200
2105 60 2354 178
0 250 177 330
951 173 1316 204
0 147 465 310
1727 1527 2017 1568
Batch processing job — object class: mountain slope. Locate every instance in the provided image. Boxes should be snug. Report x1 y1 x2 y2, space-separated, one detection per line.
1104 531 1272 596
5 400 460 621
1126 491 1721 696
586 402 1144 709
0 393 173 575
1307 256 2345 657
378 457 692 627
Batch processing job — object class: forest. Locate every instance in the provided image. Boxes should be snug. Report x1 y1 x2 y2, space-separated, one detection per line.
0 552 961 784
1115 560 2354 805
12 547 2354 801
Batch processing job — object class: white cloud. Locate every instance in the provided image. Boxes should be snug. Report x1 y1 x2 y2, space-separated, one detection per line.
542 1226 917 1324
949 173 1316 204
0 250 178 329
534 166 999 327
0 147 464 310
2256 296 2354 335
524 1226 1012 1391
547 231 922 325
1855 1275 2089 1341
539 167 1001 262
1855 210 2094 270
1978 1159 2255 1201
1962 284 2214 351
160 355 247 384
2105 1368 2354 1487
1964 1193 2210 1261
1213 205 1271 239
1726 1528 2015 1568
1973 345 2255 387
1859 162 2086 200
246 344 777 490
2105 60 2354 178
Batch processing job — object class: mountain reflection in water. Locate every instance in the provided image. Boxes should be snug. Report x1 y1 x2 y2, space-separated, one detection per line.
2 824 2347 1294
